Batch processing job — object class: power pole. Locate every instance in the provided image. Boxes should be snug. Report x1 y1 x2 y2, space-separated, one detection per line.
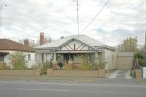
73 0 79 35
0 0 7 34
0 0 7 25
145 32 146 49
145 32 146 66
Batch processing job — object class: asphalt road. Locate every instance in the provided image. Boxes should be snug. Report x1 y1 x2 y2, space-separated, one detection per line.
0 79 146 97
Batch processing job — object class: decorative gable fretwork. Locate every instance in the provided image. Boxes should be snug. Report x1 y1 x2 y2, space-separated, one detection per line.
58 40 93 51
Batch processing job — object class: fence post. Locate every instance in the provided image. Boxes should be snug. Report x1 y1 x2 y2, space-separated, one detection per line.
47 69 53 77
135 69 142 79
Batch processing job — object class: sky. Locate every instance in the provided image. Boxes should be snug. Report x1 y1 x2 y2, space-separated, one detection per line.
0 0 146 46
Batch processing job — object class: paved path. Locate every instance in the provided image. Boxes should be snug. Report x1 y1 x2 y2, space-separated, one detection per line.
0 79 145 97
107 70 132 78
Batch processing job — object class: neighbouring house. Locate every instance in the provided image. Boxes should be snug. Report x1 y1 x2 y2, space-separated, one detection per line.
0 39 35 68
35 33 116 70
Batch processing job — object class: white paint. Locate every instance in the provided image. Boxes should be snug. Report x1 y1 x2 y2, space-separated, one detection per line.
61 40 89 51
35 37 116 69
143 67 146 78
0 50 35 68
104 49 116 70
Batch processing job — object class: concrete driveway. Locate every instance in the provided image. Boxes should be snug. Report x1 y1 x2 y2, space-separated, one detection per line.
106 70 132 78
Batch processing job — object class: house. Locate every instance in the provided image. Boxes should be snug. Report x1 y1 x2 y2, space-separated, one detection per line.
35 33 116 70
0 39 35 68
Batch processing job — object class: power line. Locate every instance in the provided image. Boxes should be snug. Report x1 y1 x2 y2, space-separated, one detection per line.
81 0 109 34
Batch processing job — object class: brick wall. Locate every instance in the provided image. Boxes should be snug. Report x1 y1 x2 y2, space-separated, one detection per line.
0 63 6 70
0 69 40 76
135 69 142 79
47 69 102 78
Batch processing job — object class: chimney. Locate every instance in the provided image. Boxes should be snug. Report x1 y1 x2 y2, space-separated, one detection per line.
40 32 44 45
24 39 29 47
60 36 64 39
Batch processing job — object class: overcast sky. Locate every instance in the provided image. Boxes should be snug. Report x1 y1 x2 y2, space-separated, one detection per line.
1 0 146 46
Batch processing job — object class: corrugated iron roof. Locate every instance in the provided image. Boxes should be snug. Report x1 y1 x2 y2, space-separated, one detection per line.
35 35 107 49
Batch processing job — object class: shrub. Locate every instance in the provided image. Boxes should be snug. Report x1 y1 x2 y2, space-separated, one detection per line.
93 58 106 70
98 58 107 69
40 61 52 75
63 62 72 70
9 52 27 70
30 64 38 70
5 65 11 70
78 54 91 70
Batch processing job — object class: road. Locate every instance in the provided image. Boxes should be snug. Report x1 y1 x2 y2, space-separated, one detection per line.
0 79 146 97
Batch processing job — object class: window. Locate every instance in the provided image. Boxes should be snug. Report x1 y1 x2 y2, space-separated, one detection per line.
98 52 102 58
28 54 31 60
0 55 4 62
42 54 44 63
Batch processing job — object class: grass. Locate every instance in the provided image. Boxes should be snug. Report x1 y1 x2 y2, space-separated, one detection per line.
137 79 146 84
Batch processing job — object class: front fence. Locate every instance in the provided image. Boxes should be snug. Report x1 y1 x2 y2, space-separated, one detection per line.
47 69 106 78
0 69 40 76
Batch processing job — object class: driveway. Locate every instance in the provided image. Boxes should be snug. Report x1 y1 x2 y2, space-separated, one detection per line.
106 70 132 78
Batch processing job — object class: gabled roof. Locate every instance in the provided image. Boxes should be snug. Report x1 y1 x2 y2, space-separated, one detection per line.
35 35 115 51
36 35 105 48
0 39 34 52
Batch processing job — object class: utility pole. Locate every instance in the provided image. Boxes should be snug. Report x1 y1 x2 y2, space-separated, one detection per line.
0 4 3 27
145 32 146 66
0 0 7 28
73 0 79 35
145 32 146 49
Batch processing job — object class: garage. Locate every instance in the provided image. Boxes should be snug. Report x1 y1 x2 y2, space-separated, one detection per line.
117 52 134 69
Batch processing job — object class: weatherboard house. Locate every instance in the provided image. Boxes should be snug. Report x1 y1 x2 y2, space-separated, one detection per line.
0 39 35 68
35 34 116 70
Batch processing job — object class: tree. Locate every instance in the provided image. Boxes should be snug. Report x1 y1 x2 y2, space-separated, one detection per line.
9 52 27 70
117 37 138 52
137 47 146 67
45 37 52 43
134 52 143 59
